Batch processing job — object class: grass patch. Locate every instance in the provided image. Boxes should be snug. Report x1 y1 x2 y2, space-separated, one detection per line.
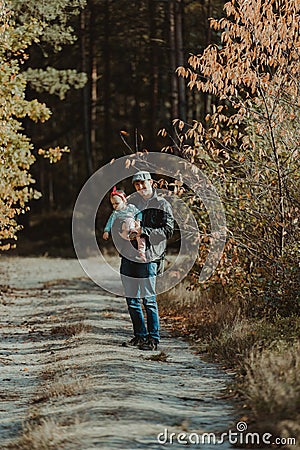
7 418 79 450
158 282 300 447
208 316 300 368
144 351 168 362
32 377 83 404
50 322 91 337
244 341 300 446
159 283 242 340
245 341 300 420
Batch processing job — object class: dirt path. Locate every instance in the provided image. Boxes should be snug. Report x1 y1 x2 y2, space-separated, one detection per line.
0 257 236 449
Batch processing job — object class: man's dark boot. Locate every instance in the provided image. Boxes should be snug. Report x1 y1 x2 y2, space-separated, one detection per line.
122 336 146 347
139 337 158 351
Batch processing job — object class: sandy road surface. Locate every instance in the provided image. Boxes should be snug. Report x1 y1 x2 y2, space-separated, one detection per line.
0 257 236 449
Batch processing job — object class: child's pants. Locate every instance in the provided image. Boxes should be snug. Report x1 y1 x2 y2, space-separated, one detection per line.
124 217 146 261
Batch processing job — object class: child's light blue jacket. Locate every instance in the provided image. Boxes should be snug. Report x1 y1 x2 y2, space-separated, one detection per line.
104 204 141 233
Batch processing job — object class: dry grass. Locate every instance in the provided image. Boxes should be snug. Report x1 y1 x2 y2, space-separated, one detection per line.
10 315 92 448
158 281 300 445
11 351 90 448
245 342 300 427
144 351 168 362
158 282 241 340
8 418 80 450
34 358 91 403
50 321 91 337
244 342 300 448
32 377 84 404
208 316 300 368
207 319 258 365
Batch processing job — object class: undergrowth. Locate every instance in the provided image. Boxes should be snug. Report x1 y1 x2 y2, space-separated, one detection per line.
158 283 300 448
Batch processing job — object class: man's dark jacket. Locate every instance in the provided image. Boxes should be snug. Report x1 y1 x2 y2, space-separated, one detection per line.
118 189 174 265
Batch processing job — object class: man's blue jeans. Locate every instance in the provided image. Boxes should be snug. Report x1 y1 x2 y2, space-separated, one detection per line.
120 257 160 341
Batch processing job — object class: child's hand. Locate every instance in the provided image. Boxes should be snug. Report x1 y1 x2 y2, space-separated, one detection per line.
134 220 142 236
103 232 109 240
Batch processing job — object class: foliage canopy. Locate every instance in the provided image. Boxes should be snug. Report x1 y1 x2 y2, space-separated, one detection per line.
177 0 300 313
0 0 86 250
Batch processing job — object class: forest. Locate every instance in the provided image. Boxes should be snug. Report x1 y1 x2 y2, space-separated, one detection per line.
1 0 300 446
1 0 223 230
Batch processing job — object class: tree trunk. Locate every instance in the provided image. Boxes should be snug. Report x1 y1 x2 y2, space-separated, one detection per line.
90 0 98 166
103 0 111 157
132 2 141 145
149 0 159 150
169 0 179 121
81 7 93 176
48 167 54 209
175 0 186 122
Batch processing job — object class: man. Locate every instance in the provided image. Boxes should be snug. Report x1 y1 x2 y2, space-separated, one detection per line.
120 171 174 351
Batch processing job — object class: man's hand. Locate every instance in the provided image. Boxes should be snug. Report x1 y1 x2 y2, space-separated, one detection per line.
133 220 142 237
102 231 109 240
129 224 142 240
128 230 138 240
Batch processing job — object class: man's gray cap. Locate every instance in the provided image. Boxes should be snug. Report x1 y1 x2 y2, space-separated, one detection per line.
132 171 152 183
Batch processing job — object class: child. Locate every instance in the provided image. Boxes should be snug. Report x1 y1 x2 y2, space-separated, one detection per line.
103 186 146 262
